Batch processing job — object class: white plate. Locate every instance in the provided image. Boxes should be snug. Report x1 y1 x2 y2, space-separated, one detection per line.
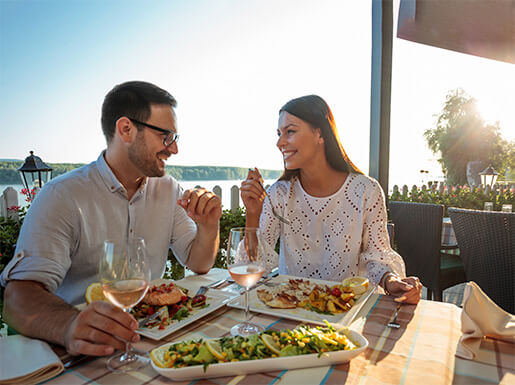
228 275 375 327
136 279 236 340
151 329 368 381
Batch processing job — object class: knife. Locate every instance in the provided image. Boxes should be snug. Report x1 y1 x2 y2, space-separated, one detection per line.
63 354 97 369
138 307 166 328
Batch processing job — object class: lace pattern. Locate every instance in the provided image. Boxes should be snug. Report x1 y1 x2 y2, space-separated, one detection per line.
259 173 406 286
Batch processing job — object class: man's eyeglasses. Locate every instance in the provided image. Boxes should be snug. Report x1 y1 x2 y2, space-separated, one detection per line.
128 118 179 146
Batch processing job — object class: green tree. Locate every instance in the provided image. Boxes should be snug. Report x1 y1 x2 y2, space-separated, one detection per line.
424 89 514 185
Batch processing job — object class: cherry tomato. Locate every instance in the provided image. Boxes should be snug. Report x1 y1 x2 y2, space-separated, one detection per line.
330 287 342 297
192 294 206 305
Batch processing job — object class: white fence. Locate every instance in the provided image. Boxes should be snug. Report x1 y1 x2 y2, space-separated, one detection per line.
2 182 513 219
391 182 515 196
0 184 247 218
0 187 19 219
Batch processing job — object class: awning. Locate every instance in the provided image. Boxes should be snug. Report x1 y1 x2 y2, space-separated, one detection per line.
397 0 515 64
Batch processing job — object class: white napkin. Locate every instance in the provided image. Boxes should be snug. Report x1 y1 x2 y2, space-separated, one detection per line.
175 268 230 288
0 335 64 385
456 281 515 360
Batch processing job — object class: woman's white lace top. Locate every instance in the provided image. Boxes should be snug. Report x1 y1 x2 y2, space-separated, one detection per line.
259 173 406 285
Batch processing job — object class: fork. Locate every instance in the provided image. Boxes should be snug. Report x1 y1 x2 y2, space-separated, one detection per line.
195 277 228 296
388 303 402 328
138 306 166 328
258 181 291 225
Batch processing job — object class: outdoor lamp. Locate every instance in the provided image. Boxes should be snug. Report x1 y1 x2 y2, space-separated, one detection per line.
18 151 53 194
479 165 499 187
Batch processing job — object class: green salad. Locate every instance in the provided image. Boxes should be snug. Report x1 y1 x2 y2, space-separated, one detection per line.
151 322 359 370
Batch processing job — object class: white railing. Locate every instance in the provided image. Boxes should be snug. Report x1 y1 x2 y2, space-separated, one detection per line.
390 182 515 196
3 182 513 219
0 187 19 219
0 184 249 218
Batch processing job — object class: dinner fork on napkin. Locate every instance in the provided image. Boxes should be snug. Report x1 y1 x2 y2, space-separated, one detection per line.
456 281 515 360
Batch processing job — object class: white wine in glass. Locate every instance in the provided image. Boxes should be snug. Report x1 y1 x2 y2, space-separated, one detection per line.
227 227 265 337
100 237 151 372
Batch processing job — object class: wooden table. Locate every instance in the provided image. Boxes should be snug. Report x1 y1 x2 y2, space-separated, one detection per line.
48 270 514 385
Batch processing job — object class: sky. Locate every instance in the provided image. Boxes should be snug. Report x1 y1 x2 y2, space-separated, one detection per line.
1 0 514 189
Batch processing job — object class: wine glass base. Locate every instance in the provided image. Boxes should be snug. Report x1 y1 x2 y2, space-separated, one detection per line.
230 322 263 337
107 349 150 373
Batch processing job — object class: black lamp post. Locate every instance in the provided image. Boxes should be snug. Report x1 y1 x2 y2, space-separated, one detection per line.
18 151 53 197
479 165 499 187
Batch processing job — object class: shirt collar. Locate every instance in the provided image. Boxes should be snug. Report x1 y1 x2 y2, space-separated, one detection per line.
96 151 149 197
96 150 125 193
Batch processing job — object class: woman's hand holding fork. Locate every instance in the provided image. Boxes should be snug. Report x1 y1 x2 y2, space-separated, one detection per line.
240 168 266 227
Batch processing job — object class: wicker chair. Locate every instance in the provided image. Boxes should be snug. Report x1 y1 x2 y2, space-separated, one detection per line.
448 208 514 314
388 202 466 301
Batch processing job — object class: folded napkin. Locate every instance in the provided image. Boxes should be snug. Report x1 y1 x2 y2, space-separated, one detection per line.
456 281 515 360
0 335 64 385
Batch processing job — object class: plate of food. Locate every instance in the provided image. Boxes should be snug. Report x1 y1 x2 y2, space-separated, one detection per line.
84 278 236 340
149 322 368 381
227 275 375 327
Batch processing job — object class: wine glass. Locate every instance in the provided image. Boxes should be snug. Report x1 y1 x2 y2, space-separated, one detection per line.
227 227 265 337
99 237 151 372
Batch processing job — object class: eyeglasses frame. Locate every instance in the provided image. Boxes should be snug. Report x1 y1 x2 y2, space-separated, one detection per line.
128 117 179 146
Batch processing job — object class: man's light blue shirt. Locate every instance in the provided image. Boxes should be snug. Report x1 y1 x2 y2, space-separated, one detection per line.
1 152 197 304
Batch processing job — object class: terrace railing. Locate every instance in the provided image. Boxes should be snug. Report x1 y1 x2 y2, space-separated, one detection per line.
2 182 513 219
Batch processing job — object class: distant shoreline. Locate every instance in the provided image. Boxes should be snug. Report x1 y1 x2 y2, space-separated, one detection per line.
0 160 282 184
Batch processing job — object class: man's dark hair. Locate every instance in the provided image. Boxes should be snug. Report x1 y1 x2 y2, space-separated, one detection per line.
101 81 177 143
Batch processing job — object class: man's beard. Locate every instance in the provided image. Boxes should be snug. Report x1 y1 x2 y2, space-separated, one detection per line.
128 134 169 177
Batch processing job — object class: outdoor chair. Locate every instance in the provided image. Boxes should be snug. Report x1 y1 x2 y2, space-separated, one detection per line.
388 202 466 301
448 208 514 314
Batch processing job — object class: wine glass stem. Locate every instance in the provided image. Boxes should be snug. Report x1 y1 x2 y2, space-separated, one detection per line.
122 308 134 359
244 287 249 323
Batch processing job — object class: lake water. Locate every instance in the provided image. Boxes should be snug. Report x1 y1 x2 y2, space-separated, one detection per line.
1 179 276 210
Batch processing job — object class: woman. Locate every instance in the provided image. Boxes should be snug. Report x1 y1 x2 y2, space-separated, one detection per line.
241 95 421 304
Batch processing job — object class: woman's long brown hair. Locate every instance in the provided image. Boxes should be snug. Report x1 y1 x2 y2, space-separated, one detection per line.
278 95 362 181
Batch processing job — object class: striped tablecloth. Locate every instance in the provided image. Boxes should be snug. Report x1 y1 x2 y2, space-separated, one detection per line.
48 273 514 385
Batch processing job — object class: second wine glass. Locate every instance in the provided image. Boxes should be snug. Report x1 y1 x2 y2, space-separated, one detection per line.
100 237 151 372
227 227 265 337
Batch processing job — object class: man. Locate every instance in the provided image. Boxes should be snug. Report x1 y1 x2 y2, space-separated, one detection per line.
1 81 222 356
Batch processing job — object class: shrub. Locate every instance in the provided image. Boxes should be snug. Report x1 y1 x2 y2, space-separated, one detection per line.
389 185 514 216
163 207 246 279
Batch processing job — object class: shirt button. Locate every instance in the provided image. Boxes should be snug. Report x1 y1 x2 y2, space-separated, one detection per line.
130 228 133 233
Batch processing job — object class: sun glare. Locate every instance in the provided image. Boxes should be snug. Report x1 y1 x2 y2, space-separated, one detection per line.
476 96 515 141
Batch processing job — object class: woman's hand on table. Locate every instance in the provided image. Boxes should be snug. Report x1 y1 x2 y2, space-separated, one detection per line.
385 275 422 304
64 301 140 356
